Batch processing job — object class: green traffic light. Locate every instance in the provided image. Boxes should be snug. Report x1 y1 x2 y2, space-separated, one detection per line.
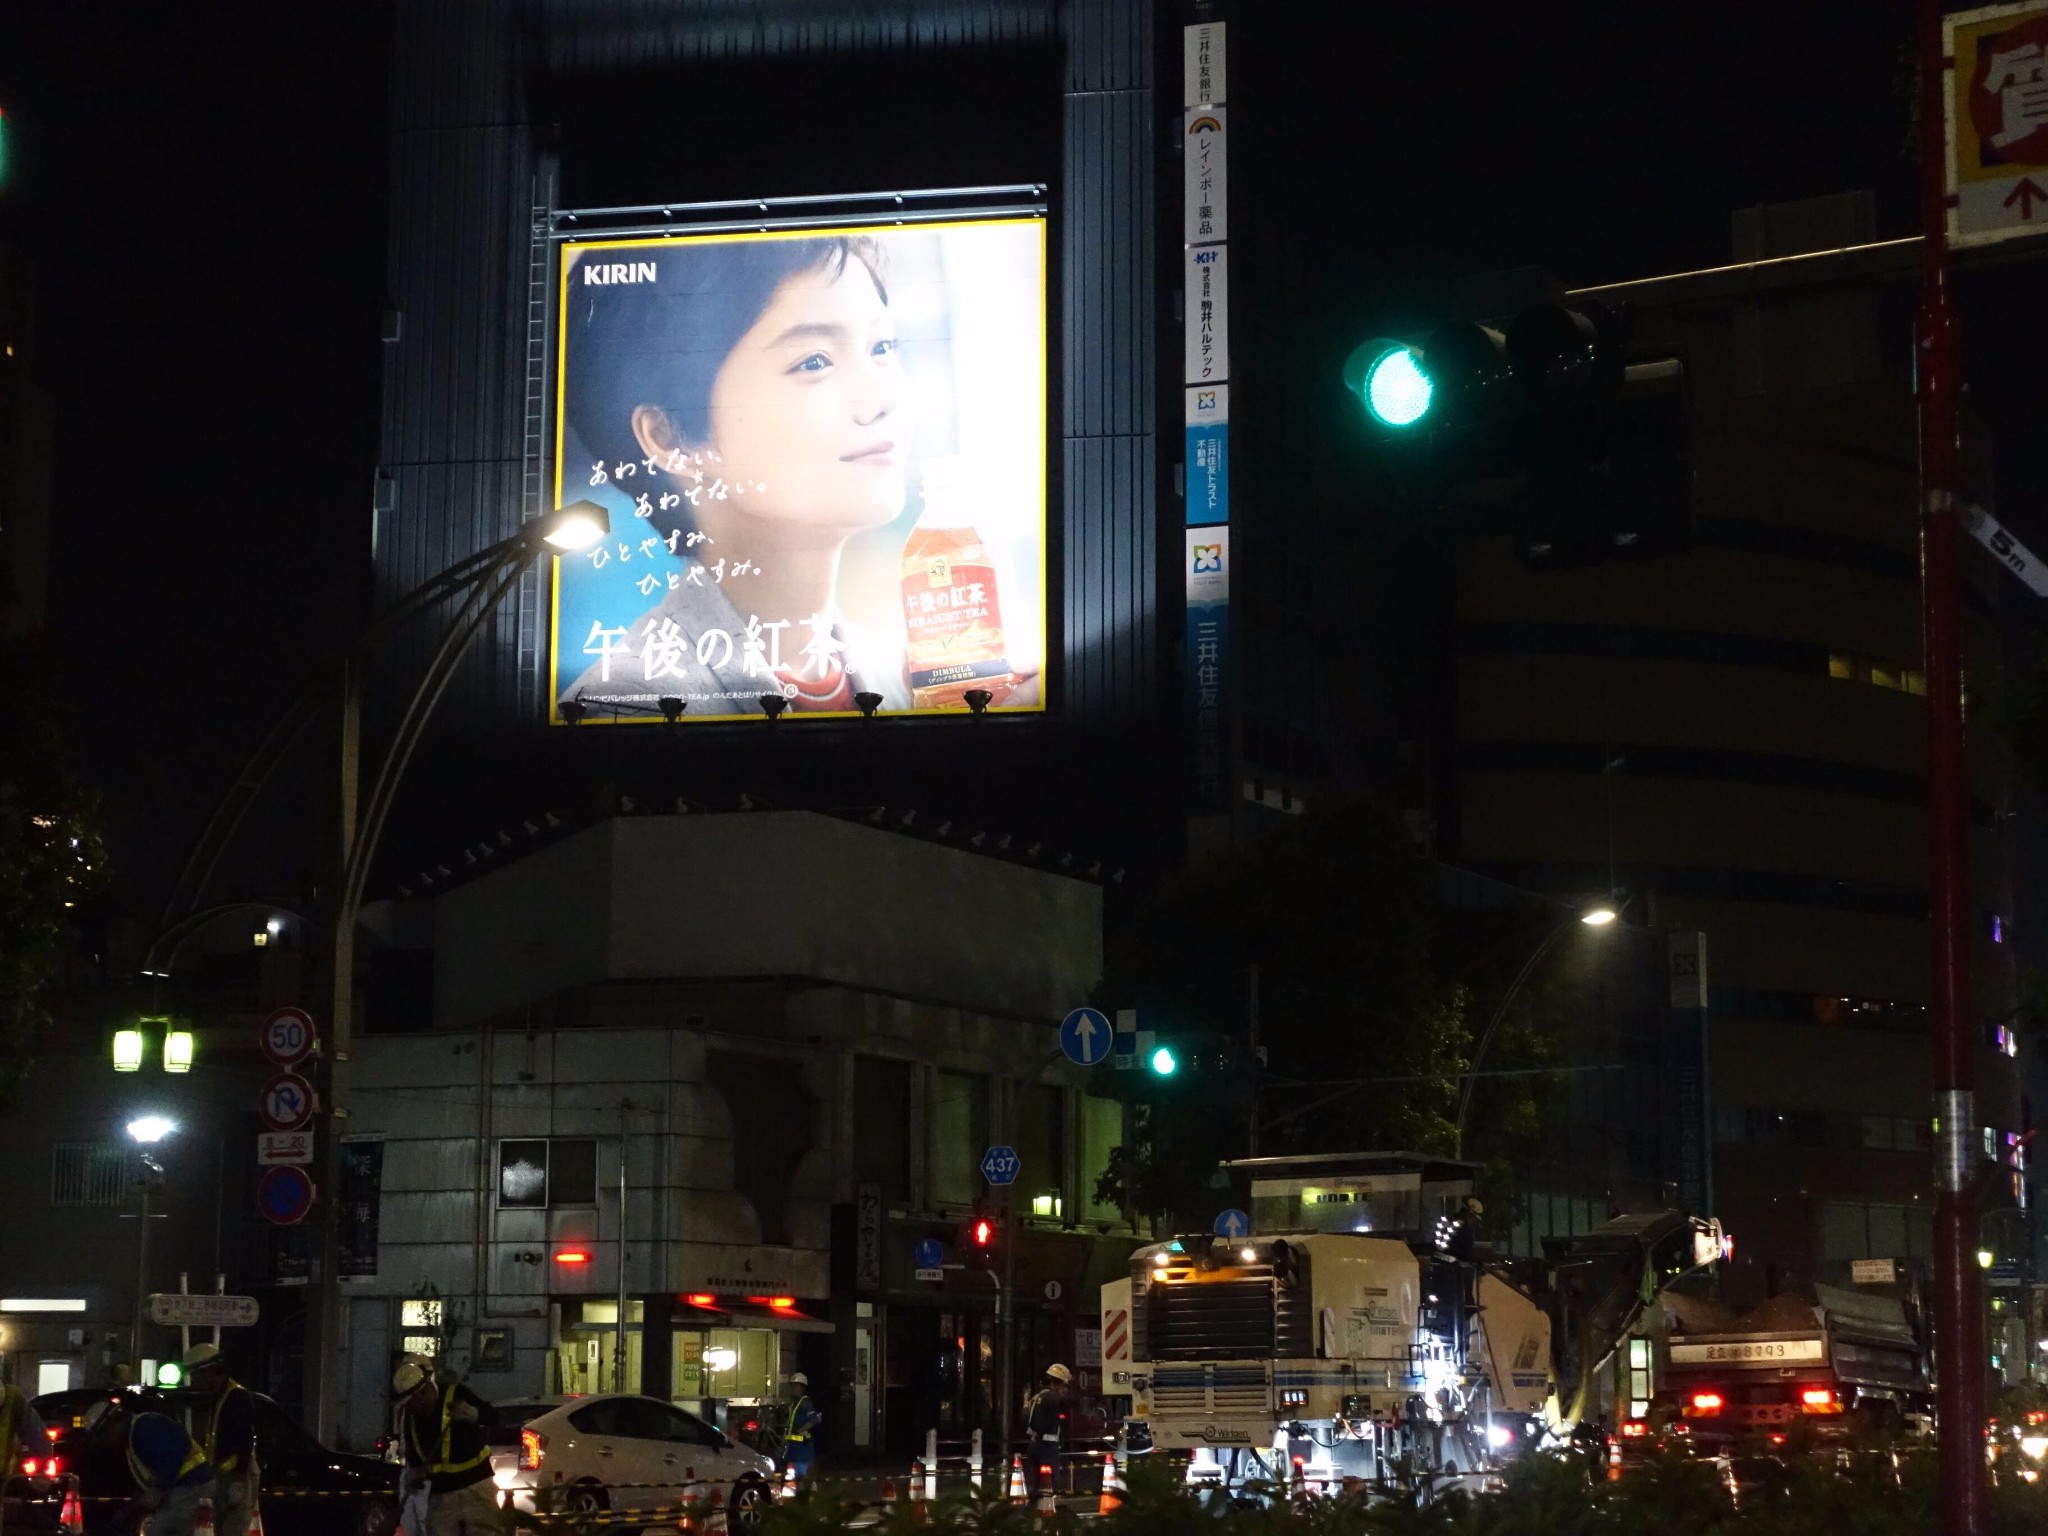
1363 345 1433 427
1150 1046 1178 1076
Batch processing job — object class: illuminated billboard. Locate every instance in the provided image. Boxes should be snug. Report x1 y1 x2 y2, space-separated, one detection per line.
551 218 1047 721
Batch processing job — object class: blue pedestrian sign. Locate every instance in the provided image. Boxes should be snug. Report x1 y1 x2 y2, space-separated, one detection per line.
1059 1007 1113 1066
914 1237 945 1269
980 1145 1021 1186
1213 1208 1250 1239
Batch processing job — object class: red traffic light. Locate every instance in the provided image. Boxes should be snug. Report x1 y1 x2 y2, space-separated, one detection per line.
973 1218 995 1247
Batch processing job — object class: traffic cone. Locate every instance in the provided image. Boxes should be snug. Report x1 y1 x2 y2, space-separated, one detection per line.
779 1465 797 1501
1606 1435 1623 1483
247 1500 266 1536
194 1497 216 1536
702 1487 728 1536
1098 1453 1122 1515
1006 1454 1026 1503
908 1459 926 1522
1291 1457 1308 1501
676 1468 698 1532
59 1476 85 1536
1033 1466 1056 1519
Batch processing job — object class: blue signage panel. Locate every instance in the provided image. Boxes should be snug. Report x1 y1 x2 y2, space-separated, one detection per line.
1060 1007 1113 1066
914 1237 945 1269
1185 385 1230 526
1213 1208 1250 1239
980 1145 1021 1187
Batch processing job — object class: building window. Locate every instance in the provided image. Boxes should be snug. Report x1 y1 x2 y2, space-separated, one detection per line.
51 1143 129 1207
399 1297 444 1358
1810 995 1927 1032
1828 650 1925 695
931 1072 990 1208
1819 1202 1931 1263
1859 1115 1930 1152
1716 1108 1828 1148
498 1139 598 1209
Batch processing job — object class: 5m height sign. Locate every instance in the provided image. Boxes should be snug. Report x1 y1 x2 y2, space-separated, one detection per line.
1947 4 2048 243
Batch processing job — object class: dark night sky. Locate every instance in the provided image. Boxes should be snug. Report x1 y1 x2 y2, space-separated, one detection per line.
3 2 2046 951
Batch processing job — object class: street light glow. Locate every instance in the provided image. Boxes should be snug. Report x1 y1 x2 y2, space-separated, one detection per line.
1580 907 1618 926
126 1116 176 1144
540 500 610 551
113 1029 145 1072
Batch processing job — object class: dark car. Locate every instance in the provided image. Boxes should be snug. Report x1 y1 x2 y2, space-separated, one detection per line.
31 1388 399 1536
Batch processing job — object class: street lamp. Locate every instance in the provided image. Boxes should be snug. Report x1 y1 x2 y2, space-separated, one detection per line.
125 1117 175 1376
141 497 612 1442
1453 905 1616 1157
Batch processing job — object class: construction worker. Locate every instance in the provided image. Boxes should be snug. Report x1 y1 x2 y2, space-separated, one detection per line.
1023 1364 1073 1501
1 1376 51 1536
185 1345 257 1536
118 1411 214 1536
780 1373 821 1482
392 1360 501 1536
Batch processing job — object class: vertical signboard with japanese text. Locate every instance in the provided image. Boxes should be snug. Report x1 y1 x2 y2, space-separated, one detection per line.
552 218 1048 720
338 1139 385 1279
1185 529 1230 813
1182 21 1231 814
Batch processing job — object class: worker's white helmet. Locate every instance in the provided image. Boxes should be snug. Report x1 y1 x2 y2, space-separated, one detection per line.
390 1359 430 1399
182 1343 225 1372
1045 1363 1072 1383
789 1372 808 1387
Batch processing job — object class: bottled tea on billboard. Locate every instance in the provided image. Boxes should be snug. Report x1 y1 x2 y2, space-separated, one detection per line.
900 460 1014 709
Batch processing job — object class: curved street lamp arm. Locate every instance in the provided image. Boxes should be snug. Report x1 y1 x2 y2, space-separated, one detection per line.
156 672 332 936
340 547 536 922
1453 914 1576 1157
146 523 553 956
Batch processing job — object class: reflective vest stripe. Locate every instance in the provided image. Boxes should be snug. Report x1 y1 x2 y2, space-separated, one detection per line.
206 1384 249 1475
409 1389 489 1477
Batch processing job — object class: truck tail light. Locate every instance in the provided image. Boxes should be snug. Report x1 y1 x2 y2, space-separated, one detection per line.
1687 1392 1723 1415
519 1429 545 1471
1619 1421 1647 1438
1800 1387 1842 1414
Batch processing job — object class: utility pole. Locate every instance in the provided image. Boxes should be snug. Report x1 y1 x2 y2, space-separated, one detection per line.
616 1100 632 1393
1916 0 1986 1529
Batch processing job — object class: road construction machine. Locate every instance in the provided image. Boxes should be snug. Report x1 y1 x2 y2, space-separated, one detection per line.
1100 1151 1722 1492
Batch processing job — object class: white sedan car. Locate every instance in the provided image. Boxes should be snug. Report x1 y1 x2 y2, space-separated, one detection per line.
492 1395 777 1530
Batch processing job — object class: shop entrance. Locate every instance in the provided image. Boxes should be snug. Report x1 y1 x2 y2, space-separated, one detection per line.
883 1304 995 1456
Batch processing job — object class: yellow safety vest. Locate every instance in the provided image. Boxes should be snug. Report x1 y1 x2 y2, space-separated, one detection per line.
126 1437 209 1491
204 1383 250 1477
784 1396 813 1444
407 1388 490 1478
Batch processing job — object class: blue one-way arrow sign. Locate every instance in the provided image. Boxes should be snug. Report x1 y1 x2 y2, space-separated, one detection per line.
1214 1208 1250 1239
980 1145 1021 1186
1060 1007 1112 1066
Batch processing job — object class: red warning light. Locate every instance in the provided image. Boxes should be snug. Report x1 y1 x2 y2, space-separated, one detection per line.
683 1293 717 1308
553 1250 592 1266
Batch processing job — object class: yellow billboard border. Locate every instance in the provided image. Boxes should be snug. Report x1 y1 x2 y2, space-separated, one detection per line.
546 216 1050 726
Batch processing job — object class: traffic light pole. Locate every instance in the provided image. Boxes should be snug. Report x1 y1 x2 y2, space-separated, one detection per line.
1916 1 1985 1530
997 1179 1016 1471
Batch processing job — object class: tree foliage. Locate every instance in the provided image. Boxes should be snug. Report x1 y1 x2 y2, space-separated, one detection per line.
1092 798 1559 1233
0 631 107 1111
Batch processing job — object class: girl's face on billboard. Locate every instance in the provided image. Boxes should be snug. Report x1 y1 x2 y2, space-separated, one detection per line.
702 255 909 531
